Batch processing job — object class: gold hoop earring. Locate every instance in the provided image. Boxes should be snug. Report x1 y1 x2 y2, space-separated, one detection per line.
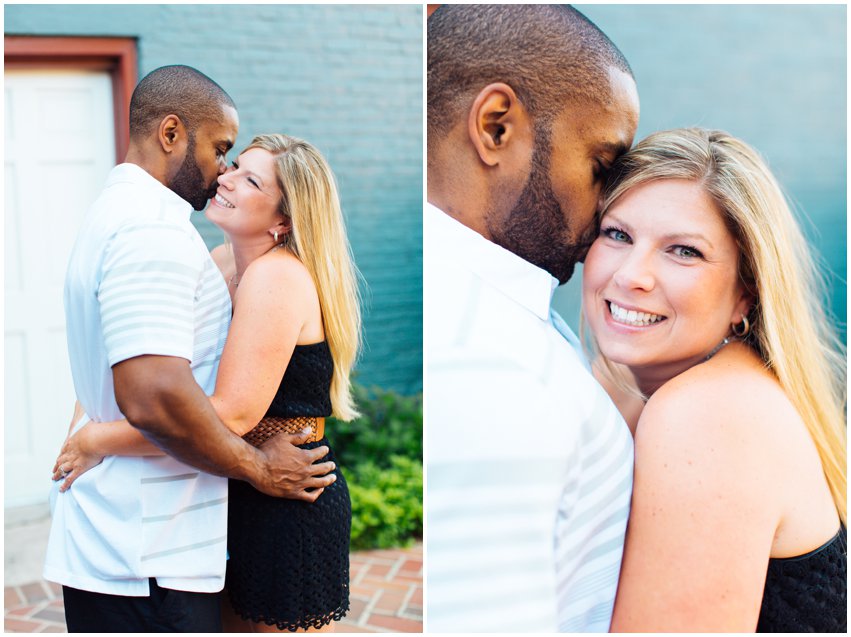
732 314 750 337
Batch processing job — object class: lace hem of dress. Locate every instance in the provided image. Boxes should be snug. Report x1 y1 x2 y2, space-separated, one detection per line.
232 602 349 632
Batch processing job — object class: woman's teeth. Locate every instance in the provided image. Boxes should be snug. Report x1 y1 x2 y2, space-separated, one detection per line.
609 301 665 327
215 194 235 208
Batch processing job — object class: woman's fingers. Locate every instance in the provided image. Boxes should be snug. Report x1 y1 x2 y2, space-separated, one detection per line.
55 453 105 490
60 470 77 492
52 455 69 481
52 445 71 476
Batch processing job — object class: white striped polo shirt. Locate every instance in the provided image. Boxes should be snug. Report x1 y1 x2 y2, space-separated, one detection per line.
44 163 232 596
426 204 634 632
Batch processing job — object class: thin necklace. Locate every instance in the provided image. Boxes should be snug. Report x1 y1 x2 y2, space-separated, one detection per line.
229 243 284 288
705 336 734 361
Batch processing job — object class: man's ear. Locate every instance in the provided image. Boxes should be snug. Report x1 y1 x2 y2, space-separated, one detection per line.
157 114 187 155
467 83 530 167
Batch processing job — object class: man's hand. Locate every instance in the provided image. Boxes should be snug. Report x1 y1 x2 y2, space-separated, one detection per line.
253 429 337 501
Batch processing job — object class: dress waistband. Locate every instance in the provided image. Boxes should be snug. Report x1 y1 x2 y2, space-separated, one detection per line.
242 416 325 448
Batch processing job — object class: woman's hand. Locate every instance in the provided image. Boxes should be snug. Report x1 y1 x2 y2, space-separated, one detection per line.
52 424 104 492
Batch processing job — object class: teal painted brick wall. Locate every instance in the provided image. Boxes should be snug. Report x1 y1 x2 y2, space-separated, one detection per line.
555 5 846 342
6 4 423 393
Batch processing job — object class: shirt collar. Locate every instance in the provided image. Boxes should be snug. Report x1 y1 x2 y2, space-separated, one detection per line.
108 163 194 220
425 203 558 320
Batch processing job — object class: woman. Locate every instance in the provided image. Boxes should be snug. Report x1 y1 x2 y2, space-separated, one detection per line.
582 128 846 632
53 134 361 632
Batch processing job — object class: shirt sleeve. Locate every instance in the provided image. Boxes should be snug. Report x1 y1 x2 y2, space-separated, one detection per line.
97 220 204 367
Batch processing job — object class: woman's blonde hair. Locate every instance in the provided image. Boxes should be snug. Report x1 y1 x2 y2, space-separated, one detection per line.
246 134 362 421
592 127 846 523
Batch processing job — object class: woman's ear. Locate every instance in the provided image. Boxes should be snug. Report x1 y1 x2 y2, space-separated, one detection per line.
467 83 531 167
730 288 754 327
270 217 292 241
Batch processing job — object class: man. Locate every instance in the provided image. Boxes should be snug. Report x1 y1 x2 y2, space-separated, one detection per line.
426 6 639 632
43 65 335 632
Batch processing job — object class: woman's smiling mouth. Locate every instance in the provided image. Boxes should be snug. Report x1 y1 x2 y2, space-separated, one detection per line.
607 301 667 327
214 193 235 208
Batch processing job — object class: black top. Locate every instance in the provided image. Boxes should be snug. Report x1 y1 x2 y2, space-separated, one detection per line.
264 341 333 418
757 526 846 632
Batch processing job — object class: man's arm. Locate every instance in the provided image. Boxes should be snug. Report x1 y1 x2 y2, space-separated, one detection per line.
113 355 335 501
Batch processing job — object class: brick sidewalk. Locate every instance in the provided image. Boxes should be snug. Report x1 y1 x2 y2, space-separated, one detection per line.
4 543 422 633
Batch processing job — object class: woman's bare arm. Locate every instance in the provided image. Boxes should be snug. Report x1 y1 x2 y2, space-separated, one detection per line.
209 251 320 434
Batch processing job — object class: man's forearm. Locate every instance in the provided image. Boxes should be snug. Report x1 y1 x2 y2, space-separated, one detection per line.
112 354 338 501
112 355 264 483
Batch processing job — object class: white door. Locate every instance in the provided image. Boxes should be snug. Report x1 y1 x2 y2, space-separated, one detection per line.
5 70 116 507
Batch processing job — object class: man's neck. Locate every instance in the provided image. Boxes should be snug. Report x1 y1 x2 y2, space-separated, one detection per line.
428 191 494 242
123 146 169 188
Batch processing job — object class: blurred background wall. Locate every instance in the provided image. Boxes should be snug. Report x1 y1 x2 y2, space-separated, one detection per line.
557 4 846 340
6 3 423 393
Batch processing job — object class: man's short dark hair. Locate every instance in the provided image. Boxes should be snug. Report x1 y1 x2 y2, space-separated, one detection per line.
428 5 632 140
129 65 235 140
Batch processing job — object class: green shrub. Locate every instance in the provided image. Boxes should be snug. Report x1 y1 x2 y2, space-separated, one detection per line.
328 384 422 468
344 455 423 551
327 385 423 550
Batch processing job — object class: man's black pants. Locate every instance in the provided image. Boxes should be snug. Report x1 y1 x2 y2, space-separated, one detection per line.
62 579 222 633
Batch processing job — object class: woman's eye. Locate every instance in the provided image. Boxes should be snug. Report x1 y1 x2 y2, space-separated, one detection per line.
672 245 703 259
602 226 630 243
248 178 259 188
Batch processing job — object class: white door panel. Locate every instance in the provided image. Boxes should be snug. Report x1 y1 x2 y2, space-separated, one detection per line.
5 70 115 507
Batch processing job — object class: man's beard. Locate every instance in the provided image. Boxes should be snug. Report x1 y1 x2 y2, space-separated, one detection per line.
170 136 216 211
487 127 593 285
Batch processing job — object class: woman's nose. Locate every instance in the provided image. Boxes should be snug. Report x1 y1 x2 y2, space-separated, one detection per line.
218 169 234 188
612 249 655 292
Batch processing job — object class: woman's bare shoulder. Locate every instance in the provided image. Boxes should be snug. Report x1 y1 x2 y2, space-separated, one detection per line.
241 249 313 291
643 344 789 439
235 250 318 328
636 344 792 493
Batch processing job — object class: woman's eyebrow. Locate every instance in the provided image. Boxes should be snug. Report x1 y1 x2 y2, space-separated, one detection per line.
659 230 714 249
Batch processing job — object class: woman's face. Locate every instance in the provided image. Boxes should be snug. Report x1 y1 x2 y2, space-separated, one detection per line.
205 147 284 240
582 178 750 384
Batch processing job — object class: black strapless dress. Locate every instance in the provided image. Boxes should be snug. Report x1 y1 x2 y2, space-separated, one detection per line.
757 526 846 632
225 341 350 631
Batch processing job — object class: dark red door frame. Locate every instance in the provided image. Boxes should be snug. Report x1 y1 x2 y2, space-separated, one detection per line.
4 36 138 162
